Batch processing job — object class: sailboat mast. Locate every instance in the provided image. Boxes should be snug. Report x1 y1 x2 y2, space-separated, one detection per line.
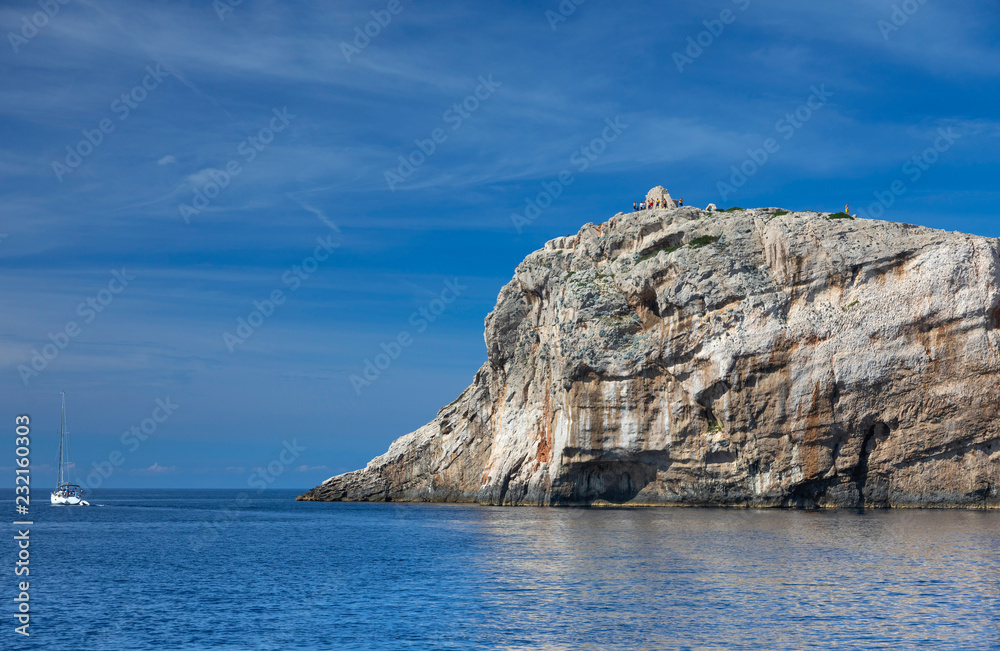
57 391 65 487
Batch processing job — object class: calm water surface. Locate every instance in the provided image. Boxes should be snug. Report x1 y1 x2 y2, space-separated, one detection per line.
2 489 998 650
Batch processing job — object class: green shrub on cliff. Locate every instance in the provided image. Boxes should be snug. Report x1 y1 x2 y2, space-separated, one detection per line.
638 244 683 262
689 235 721 249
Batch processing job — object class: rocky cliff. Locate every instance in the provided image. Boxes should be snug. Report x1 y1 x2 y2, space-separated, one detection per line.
300 204 1000 508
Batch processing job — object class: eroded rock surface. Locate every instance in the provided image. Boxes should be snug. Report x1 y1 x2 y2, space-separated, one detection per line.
300 206 1000 508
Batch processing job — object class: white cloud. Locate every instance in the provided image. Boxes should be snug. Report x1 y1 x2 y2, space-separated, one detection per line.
183 167 224 189
289 196 341 234
157 155 177 165
131 462 178 474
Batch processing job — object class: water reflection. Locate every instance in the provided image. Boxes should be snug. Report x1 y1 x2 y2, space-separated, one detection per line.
467 508 1000 650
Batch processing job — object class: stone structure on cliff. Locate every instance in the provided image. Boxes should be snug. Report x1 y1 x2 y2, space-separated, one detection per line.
646 185 676 209
301 199 1000 508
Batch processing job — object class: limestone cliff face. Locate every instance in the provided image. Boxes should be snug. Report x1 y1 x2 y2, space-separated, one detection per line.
300 206 1000 508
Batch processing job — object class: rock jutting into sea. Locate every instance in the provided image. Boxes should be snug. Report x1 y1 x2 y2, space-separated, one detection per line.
300 196 1000 508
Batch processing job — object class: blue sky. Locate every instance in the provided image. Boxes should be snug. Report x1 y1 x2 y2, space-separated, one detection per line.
1 0 998 488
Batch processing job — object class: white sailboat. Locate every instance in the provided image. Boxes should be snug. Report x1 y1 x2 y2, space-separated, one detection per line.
50 392 89 506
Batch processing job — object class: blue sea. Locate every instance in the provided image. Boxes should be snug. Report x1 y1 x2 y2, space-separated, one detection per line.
2 489 998 650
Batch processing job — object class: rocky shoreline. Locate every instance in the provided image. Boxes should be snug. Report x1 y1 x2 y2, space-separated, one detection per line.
300 200 1000 508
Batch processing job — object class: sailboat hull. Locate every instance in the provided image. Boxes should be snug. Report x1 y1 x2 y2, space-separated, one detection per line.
51 492 84 505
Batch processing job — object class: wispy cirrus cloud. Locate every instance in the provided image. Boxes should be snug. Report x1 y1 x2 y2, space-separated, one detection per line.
130 462 178 475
